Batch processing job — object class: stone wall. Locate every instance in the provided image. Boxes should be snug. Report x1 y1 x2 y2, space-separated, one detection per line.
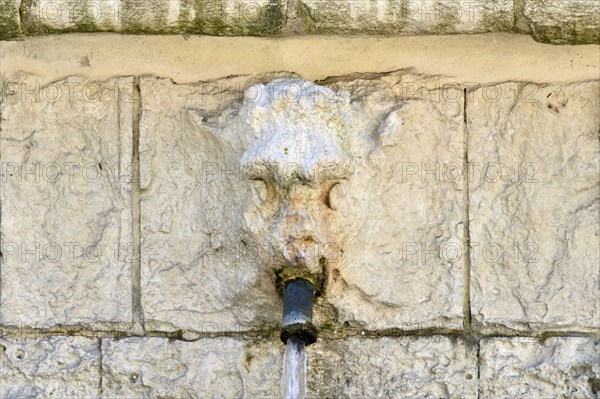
0 35 599 397
1 0 599 43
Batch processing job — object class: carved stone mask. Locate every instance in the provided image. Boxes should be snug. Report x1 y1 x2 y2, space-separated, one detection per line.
240 78 354 277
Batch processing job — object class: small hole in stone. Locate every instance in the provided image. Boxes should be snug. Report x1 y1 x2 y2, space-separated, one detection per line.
130 373 139 383
465 373 473 380
15 349 24 359
0 344 6 352
332 268 340 282
344 321 350 327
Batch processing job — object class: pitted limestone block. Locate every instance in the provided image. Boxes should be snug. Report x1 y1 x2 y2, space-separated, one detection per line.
139 73 465 332
0 336 101 398
293 0 513 34
0 0 21 38
19 0 285 35
324 74 465 329
524 0 600 44
468 81 600 332
101 336 476 398
0 76 133 328
101 337 282 397
480 337 600 398
308 336 477 398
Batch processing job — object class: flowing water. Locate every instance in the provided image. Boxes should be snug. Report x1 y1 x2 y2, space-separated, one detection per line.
281 335 307 399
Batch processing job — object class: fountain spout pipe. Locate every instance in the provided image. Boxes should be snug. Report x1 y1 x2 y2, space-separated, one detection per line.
280 278 317 346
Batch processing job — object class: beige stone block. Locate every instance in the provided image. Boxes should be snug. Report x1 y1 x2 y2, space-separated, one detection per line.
0 76 133 327
468 81 600 331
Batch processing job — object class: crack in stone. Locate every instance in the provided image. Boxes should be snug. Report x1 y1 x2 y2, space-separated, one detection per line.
131 76 143 333
463 87 472 332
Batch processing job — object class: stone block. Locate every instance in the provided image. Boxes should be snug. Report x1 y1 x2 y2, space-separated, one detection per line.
480 337 600 398
0 336 100 398
524 0 600 44
0 76 133 328
19 0 285 35
101 335 477 398
468 81 600 331
293 0 514 34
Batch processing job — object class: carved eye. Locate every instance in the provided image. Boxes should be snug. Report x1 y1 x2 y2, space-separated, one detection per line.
321 182 340 210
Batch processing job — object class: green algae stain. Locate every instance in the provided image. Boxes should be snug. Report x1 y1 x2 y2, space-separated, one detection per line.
297 0 406 35
0 0 21 38
177 0 284 36
120 0 171 34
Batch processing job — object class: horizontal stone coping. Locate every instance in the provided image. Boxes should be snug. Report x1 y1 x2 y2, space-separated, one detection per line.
0 0 599 44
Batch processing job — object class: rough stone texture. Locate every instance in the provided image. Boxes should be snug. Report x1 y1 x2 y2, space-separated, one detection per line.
468 81 600 332
0 336 100 398
0 76 133 328
0 0 21 39
101 335 476 398
294 0 514 34
480 337 600 398
3 0 599 43
524 0 600 44
101 336 282 397
325 74 465 329
20 0 285 35
140 73 464 332
139 75 283 332
308 336 477 398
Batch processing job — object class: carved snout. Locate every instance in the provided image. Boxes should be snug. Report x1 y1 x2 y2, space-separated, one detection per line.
257 185 319 275
240 78 354 280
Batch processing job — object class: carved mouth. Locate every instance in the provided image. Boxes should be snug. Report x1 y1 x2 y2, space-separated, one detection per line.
278 236 322 274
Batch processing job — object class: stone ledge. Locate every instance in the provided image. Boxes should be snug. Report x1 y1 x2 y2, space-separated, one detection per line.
0 0 597 44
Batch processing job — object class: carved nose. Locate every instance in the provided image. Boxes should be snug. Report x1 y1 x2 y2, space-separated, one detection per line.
278 209 317 240
276 190 318 241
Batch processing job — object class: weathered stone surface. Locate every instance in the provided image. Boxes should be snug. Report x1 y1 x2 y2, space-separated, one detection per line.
0 336 100 398
294 0 514 34
524 0 600 44
468 81 600 332
139 75 283 332
309 336 477 398
20 0 285 35
325 74 465 329
101 336 281 397
3 0 600 42
0 0 21 38
2 34 599 86
0 76 133 327
480 337 600 398
140 73 464 332
101 335 476 398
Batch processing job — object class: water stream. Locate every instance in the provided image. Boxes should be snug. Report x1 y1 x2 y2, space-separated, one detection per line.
281 335 307 398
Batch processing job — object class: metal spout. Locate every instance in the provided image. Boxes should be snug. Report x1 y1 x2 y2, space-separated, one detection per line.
280 278 317 346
